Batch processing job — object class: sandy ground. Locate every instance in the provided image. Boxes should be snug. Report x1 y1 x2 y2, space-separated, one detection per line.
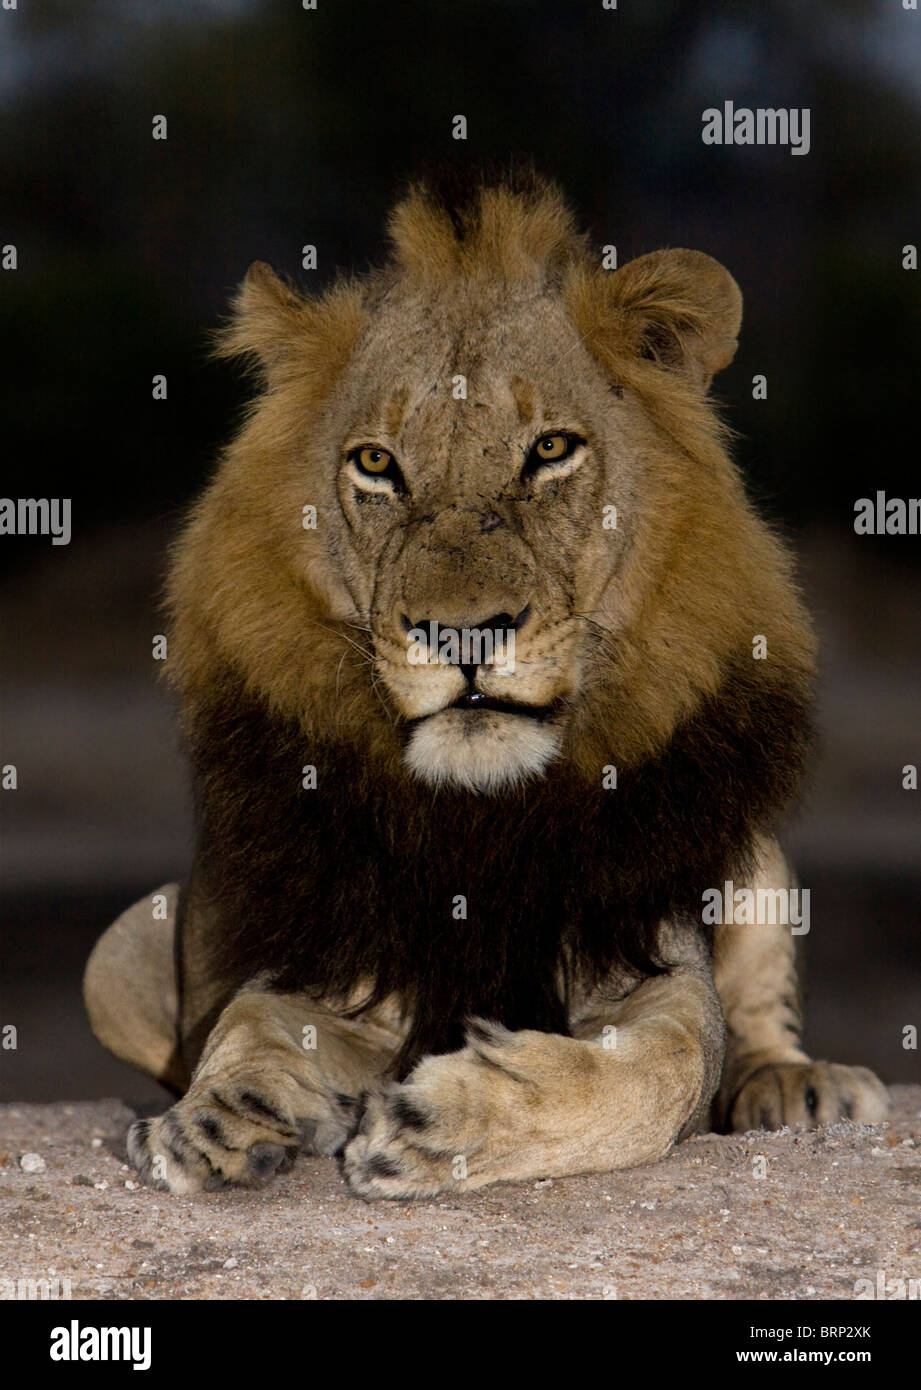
1 1086 919 1301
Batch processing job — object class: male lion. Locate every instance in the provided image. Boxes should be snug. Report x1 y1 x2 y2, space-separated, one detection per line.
85 172 888 1198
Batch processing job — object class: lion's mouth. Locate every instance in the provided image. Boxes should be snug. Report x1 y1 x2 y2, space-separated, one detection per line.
402 691 570 790
447 692 558 720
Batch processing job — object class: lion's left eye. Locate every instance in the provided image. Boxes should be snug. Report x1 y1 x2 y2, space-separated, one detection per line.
346 445 407 494
523 432 584 478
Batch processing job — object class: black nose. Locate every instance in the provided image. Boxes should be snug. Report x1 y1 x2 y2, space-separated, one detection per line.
400 606 529 689
400 606 530 644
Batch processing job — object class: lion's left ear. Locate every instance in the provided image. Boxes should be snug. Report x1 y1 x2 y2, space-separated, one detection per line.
568 249 742 390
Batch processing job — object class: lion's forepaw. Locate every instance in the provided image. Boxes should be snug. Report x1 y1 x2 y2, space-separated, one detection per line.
342 1020 584 1201
728 1059 890 1133
127 1078 357 1194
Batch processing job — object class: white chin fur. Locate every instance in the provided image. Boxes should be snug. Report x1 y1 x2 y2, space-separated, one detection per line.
403 709 562 794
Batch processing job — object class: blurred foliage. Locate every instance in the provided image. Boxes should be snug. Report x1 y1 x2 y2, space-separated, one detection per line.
1 0 919 567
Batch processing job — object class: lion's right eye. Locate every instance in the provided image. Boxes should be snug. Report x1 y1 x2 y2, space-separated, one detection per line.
356 447 392 474
346 446 406 493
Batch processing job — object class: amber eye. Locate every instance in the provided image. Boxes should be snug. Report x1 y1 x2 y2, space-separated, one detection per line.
535 434 568 461
346 445 406 494
523 432 584 478
356 447 393 475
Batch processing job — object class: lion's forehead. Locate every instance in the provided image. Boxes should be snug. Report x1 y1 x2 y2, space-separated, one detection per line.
341 289 601 439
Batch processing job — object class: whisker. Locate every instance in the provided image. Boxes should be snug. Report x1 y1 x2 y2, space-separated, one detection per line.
335 648 349 699
304 619 375 663
370 669 397 726
572 612 621 661
303 618 397 726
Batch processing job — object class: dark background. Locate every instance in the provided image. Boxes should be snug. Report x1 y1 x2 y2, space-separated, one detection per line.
1 0 918 1103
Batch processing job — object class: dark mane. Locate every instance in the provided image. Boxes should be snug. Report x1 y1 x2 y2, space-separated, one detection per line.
182 653 814 1078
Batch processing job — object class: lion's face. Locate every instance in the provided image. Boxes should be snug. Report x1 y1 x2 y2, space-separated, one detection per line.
174 179 813 800
324 286 635 792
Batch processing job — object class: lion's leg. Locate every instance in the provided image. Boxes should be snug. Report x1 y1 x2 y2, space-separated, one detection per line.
83 884 187 1093
343 926 725 1200
127 989 400 1193
713 838 889 1130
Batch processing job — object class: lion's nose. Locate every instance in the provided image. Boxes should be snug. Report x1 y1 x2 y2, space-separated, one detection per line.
399 605 530 647
400 606 529 689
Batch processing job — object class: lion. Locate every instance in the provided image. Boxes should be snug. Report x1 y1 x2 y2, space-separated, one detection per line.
84 170 888 1198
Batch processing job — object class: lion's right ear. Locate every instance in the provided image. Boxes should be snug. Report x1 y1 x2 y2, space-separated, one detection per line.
212 262 366 388
211 262 310 371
